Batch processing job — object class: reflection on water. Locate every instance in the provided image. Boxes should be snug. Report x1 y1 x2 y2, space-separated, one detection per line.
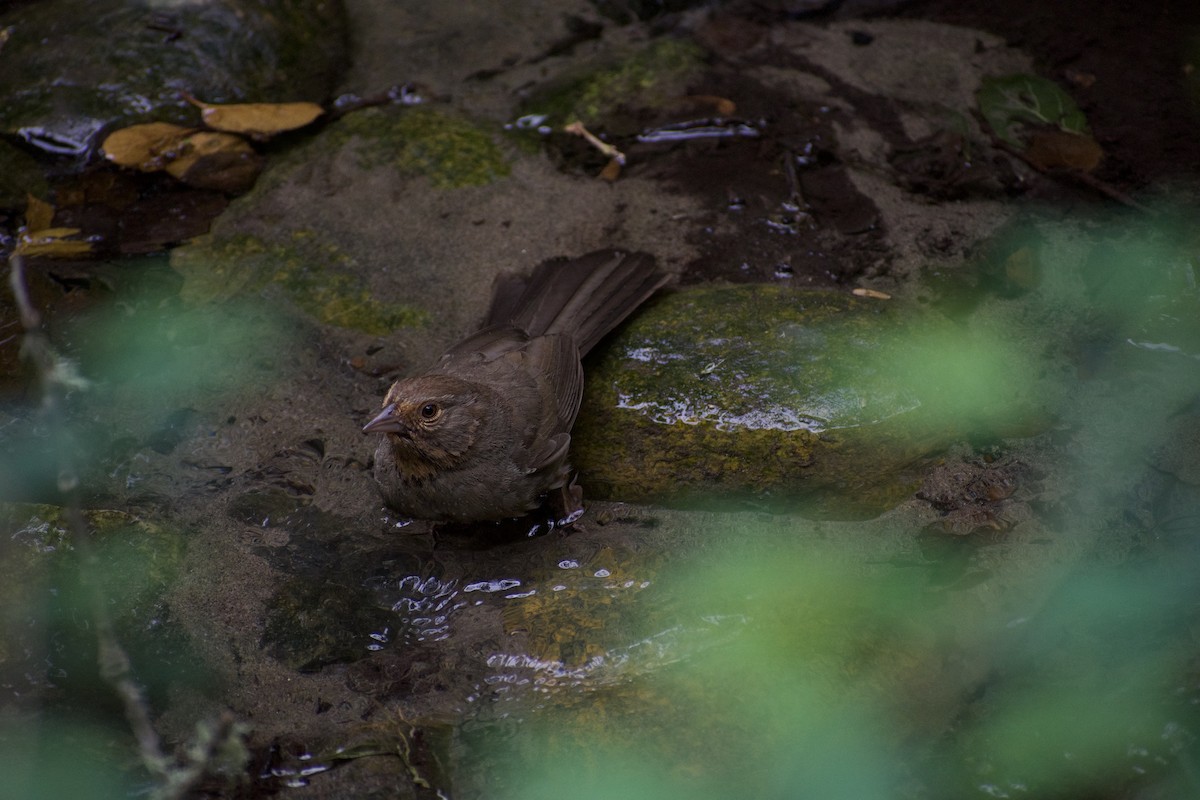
388 574 463 644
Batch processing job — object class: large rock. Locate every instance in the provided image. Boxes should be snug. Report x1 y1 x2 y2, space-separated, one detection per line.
0 0 348 159
573 285 1048 518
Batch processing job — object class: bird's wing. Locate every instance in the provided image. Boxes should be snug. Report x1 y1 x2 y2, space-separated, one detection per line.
487 250 668 355
497 333 583 473
436 325 530 364
523 333 584 434
523 432 571 474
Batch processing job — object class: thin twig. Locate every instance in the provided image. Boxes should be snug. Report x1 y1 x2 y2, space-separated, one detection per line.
970 108 1152 213
563 120 626 164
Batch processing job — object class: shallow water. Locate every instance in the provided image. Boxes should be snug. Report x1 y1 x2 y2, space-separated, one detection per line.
3 2 1200 798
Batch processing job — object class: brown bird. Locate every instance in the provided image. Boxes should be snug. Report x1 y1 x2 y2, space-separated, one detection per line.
363 250 668 523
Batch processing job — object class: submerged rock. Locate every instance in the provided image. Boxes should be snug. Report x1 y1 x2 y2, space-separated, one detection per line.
0 503 202 706
0 0 348 160
573 285 1046 518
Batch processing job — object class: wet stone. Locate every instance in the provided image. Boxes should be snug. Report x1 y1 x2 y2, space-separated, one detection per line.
573 285 1045 518
0 0 348 161
0 503 205 709
172 230 427 335
262 577 395 672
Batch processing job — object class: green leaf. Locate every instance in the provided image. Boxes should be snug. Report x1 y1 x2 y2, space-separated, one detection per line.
977 74 1090 148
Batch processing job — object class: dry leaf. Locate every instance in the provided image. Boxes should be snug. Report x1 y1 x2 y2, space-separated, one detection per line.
183 92 323 139
1064 68 1097 89
162 131 254 178
24 194 55 232
102 122 196 171
852 287 891 300
28 226 83 239
103 122 259 191
1025 129 1104 173
598 157 622 182
164 131 262 192
16 225 93 258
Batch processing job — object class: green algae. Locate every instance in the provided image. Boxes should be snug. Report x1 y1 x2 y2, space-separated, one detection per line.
330 105 511 188
172 230 426 335
519 37 706 127
0 503 184 611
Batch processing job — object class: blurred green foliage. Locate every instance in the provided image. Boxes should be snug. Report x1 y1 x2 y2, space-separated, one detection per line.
479 534 1198 799
0 716 137 800
469 211 1200 799
4 199 1200 800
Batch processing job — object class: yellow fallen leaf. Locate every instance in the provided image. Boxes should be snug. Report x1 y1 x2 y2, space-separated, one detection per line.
102 122 195 171
18 241 95 258
16 226 93 258
24 194 55 232
163 131 262 192
29 227 85 239
681 94 737 116
183 92 324 139
162 131 254 178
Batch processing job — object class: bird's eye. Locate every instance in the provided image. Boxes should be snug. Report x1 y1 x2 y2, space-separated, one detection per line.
419 403 440 420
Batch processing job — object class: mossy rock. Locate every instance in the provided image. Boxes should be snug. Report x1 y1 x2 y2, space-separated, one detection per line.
518 37 706 129
171 229 427 335
0 0 347 159
326 105 512 188
574 285 1045 518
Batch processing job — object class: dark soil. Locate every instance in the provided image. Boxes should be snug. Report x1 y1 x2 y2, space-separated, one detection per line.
887 0 1200 188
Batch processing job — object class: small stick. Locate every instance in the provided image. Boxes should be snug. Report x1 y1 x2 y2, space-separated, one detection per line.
970 109 1151 213
563 120 626 165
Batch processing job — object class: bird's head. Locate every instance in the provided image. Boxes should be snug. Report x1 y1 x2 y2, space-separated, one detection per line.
363 375 487 469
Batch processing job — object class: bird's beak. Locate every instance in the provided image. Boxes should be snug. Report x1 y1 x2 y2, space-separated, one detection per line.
363 403 405 435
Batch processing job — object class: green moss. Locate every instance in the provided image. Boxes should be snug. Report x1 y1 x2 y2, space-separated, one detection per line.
520 37 706 127
172 230 427 335
573 286 992 518
330 105 511 188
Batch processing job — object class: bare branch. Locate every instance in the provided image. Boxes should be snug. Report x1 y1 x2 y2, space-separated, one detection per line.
9 252 170 779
